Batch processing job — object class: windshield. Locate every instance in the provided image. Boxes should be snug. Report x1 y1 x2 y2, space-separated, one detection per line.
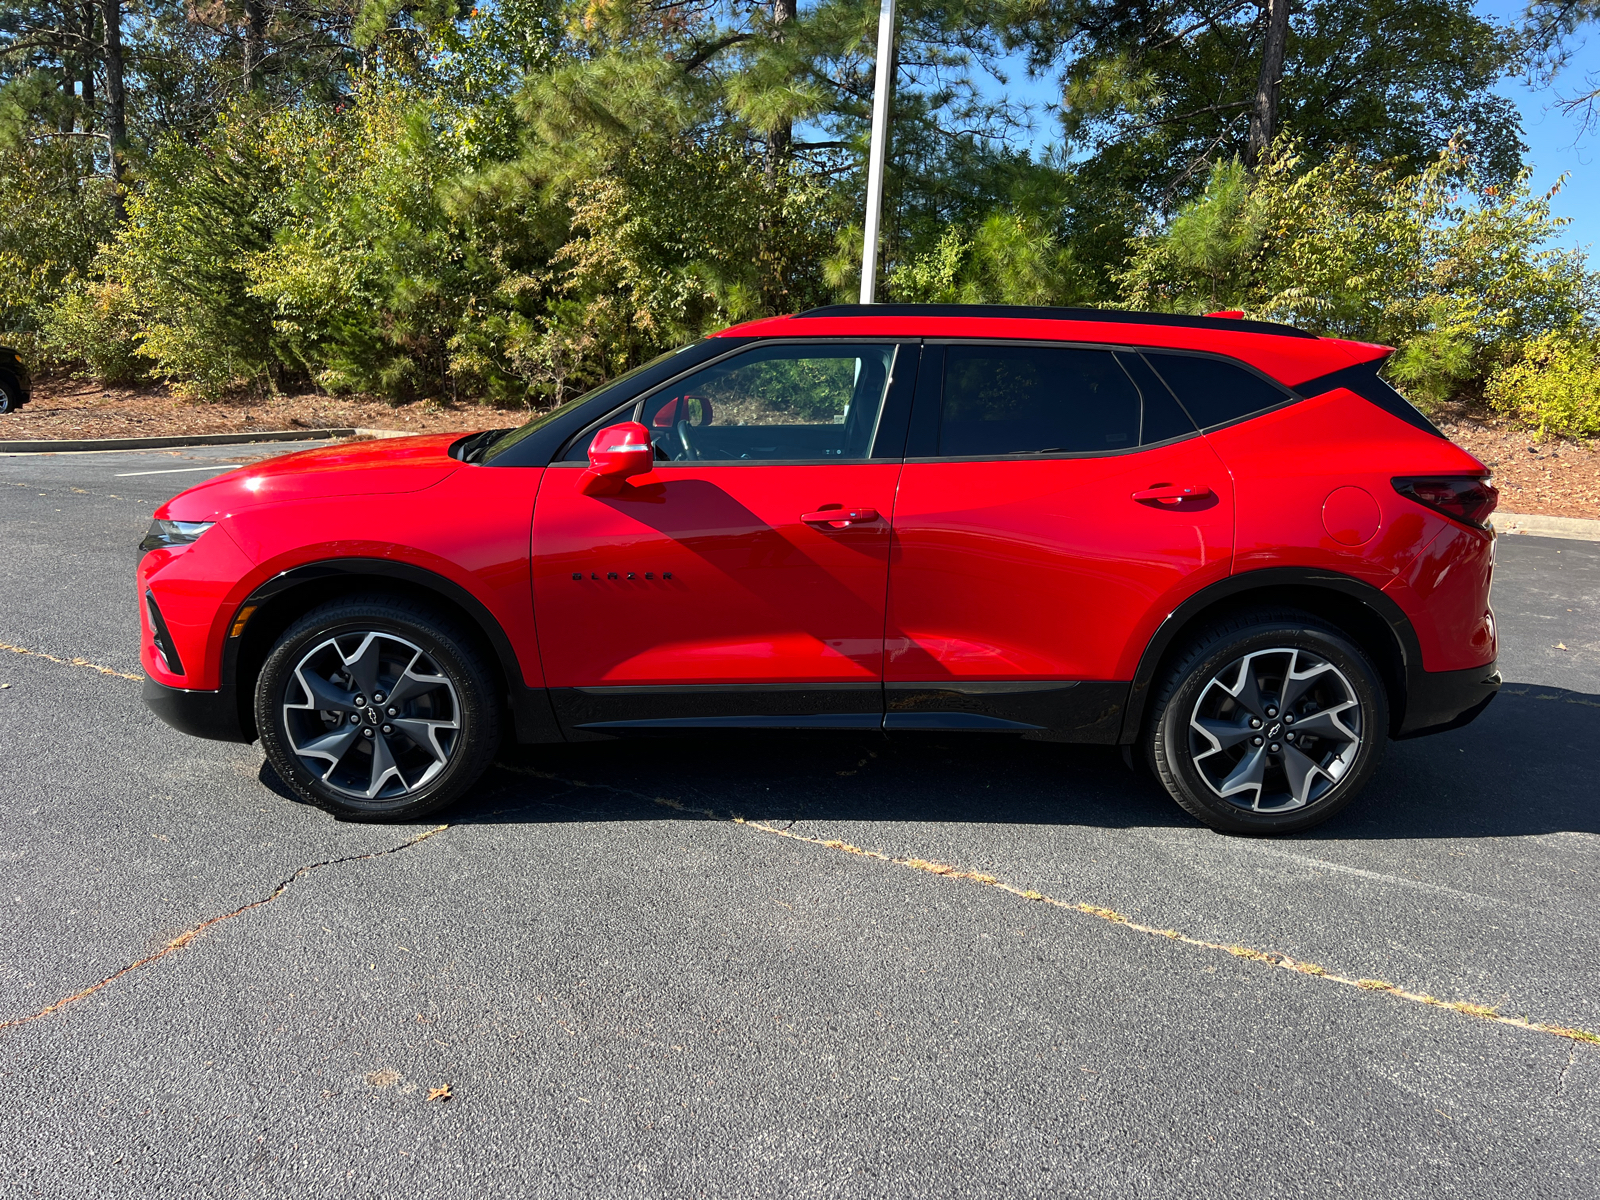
480 344 699 465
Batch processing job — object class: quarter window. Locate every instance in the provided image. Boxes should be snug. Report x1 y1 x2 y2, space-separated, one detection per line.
1142 352 1291 430
936 345 1196 457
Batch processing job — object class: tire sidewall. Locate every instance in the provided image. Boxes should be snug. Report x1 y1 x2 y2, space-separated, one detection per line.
255 601 498 820
1153 618 1387 834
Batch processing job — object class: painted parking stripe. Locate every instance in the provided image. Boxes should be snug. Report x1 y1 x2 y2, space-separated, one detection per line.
113 464 243 477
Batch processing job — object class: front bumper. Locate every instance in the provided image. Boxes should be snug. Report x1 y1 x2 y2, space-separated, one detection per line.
142 676 253 743
1395 660 1500 739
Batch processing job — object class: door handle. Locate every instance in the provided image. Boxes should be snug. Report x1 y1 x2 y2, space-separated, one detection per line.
1132 484 1214 505
802 507 880 528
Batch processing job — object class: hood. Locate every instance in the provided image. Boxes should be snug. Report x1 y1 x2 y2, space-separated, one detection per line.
156 433 467 521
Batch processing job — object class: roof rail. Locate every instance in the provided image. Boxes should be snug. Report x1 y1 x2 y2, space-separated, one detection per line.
793 303 1317 340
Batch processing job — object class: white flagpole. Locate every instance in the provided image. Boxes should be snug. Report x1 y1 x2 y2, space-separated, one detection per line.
859 0 896 304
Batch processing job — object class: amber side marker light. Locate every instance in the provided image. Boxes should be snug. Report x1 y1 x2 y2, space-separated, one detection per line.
1391 476 1499 529
230 605 257 638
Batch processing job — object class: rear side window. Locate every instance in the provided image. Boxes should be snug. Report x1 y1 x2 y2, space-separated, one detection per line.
1142 352 1290 430
936 345 1196 457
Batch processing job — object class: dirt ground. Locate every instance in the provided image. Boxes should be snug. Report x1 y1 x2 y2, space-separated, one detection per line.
3 380 1597 520
0 381 515 443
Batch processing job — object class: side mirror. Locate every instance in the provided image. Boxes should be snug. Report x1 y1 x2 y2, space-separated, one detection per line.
579 421 654 496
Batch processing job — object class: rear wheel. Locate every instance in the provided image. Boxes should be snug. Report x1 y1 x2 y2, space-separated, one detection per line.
1146 610 1387 834
255 596 502 821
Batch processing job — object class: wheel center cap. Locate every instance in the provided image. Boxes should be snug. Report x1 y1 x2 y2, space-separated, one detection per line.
1267 721 1283 738
365 708 382 725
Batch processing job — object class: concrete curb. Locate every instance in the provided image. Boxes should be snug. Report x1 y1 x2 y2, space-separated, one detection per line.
0 427 415 454
1493 511 1600 542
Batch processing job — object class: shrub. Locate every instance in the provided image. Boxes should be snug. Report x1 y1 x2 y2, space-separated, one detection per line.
38 283 145 385
888 212 1084 306
0 139 117 363
1486 332 1600 438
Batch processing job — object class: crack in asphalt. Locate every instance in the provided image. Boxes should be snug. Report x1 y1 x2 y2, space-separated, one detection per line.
0 640 143 682
495 763 1600 1049
0 824 448 1032
1555 1045 1577 1100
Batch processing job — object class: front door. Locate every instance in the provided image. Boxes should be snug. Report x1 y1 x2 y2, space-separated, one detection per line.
532 341 911 734
884 342 1236 740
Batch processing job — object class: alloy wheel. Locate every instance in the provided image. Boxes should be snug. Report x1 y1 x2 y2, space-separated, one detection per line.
1187 646 1362 813
281 631 461 802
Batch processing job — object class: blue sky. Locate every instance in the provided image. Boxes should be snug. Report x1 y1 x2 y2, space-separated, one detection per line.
1479 0 1598 251
973 1 1597 252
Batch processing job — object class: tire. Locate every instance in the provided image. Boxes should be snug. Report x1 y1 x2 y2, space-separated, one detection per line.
255 596 503 821
0 381 16 414
1146 609 1387 834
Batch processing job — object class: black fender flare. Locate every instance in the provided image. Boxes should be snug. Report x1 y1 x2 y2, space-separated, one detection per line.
224 558 562 744
1118 567 1423 744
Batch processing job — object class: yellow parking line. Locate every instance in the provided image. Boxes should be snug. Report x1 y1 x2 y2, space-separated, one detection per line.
0 641 143 682
498 763 1600 1048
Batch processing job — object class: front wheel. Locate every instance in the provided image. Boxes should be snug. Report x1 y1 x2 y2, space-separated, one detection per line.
0 382 17 414
1146 611 1388 834
255 596 502 821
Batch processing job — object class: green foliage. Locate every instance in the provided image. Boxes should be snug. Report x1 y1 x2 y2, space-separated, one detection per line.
101 109 288 396
1487 332 1600 437
1 0 1595 438
1118 145 1599 407
38 282 144 384
888 211 1084 305
0 139 117 361
243 83 529 402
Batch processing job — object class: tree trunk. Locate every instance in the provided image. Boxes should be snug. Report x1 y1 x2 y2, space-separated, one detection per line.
81 0 96 129
243 0 268 91
763 0 798 178
1245 0 1291 168
100 0 126 220
59 2 75 132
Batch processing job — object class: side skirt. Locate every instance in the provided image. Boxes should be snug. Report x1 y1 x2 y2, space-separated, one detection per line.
887 681 1128 743
552 683 883 741
549 680 1130 743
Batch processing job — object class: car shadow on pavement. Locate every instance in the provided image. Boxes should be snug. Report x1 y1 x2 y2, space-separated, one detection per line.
397 681 1599 842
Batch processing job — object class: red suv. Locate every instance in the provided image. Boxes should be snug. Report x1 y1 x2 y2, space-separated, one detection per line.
138 305 1499 833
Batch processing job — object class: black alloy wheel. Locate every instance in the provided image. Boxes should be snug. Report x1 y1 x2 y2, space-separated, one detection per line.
256 596 502 821
1147 610 1388 834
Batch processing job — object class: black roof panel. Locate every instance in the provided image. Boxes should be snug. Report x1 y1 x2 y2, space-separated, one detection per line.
794 304 1317 340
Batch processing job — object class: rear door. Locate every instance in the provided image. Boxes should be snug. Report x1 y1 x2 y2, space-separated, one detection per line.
884 341 1236 740
532 341 914 734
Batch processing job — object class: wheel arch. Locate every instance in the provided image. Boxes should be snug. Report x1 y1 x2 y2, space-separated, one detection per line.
224 559 560 744
1119 568 1421 744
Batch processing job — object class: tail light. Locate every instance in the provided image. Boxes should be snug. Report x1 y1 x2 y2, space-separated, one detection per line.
1392 476 1498 529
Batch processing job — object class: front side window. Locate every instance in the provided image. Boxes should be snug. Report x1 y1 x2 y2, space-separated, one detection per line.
937 344 1194 457
637 343 897 462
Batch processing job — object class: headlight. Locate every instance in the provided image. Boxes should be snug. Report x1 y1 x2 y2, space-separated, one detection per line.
140 519 214 553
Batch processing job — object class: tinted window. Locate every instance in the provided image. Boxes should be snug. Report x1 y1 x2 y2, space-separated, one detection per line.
628 344 896 462
938 345 1194 457
1115 352 1197 444
1142 353 1289 430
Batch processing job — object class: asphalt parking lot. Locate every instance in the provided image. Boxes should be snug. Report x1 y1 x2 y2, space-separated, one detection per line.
2 441 1597 1198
